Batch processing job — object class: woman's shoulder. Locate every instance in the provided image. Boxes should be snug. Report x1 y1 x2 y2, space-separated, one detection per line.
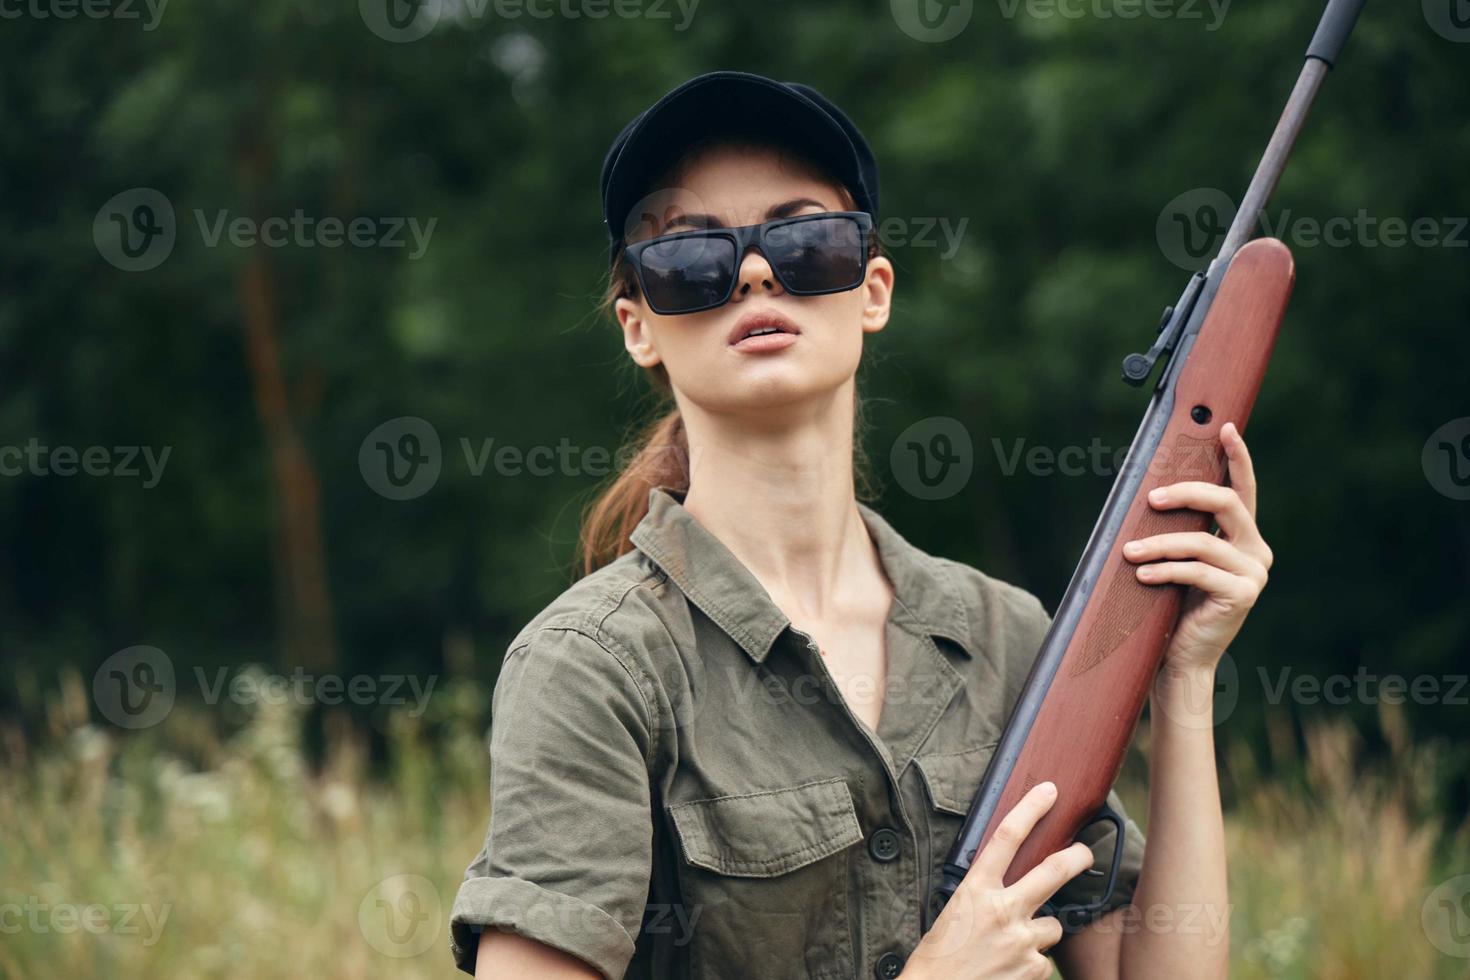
929 554 1050 631
860 503 1052 665
501 548 678 670
916 552 1052 665
896 543 1056 707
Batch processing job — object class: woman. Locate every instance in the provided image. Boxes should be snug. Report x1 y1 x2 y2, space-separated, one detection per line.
451 71 1268 980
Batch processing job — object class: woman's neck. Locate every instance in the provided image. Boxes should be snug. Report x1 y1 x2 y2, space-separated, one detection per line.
677 383 888 622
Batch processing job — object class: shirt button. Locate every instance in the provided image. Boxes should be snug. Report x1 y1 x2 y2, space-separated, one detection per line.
868 827 901 862
874 950 905 979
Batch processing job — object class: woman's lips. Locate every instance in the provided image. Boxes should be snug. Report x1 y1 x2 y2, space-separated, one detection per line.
728 310 800 353
731 331 799 353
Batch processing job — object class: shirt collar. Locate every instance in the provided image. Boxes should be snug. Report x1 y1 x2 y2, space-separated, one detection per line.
628 487 976 664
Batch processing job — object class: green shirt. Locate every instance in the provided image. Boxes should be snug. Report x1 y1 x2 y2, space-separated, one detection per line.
451 487 1146 979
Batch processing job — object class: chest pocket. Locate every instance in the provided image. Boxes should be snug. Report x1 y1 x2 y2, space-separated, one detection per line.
914 741 996 816
666 777 863 980
914 741 997 884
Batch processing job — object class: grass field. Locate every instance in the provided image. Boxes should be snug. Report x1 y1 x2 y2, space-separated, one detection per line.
3 670 1467 979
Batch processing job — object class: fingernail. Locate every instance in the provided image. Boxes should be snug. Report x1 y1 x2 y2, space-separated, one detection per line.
1149 488 1167 503
1138 565 1156 578
1124 540 1142 556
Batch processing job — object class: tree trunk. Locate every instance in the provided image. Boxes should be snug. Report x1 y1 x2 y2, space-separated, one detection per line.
235 120 337 670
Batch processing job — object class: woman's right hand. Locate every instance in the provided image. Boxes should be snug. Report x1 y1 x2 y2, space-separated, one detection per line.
904 781 1094 980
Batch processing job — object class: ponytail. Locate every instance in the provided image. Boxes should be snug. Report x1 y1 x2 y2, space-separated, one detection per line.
578 406 689 576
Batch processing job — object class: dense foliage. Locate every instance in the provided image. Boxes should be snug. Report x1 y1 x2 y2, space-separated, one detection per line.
2 0 1467 776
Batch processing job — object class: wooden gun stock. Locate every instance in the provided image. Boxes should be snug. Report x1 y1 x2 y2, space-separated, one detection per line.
982 238 1294 887
929 0 1365 927
928 239 1297 931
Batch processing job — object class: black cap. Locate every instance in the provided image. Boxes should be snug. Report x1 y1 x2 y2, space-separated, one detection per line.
600 70 880 249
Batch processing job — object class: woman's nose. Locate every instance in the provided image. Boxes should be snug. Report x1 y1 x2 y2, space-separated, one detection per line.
732 246 784 301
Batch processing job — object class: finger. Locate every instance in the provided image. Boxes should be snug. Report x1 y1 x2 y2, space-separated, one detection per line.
1029 915 1065 952
1009 840 1095 911
1220 422 1258 520
1135 560 1263 603
1147 481 1256 543
1123 531 1266 580
972 782 1059 882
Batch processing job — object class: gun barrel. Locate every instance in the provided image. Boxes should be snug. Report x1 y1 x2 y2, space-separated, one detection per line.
1216 59 1328 264
1220 0 1366 262
1307 0 1368 67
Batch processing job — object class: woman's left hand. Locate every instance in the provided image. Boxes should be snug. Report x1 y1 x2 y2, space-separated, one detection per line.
1121 421 1273 672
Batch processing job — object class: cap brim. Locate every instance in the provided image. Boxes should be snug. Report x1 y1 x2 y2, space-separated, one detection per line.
603 71 866 244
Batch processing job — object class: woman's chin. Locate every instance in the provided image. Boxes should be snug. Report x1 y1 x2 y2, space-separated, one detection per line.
699 369 855 417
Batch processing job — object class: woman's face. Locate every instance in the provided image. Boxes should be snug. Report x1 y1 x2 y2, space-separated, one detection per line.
615 144 894 421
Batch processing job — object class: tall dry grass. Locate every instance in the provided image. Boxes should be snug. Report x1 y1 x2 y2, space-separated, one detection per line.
1217 705 1470 980
1 675 1466 979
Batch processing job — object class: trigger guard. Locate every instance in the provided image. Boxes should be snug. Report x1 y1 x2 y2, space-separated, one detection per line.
1038 802 1128 933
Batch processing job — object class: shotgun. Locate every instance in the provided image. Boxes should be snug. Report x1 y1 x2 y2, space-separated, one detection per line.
928 0 1367 931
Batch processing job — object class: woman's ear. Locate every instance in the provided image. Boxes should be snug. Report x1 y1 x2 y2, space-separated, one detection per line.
860 255 895 334
616 297 663 369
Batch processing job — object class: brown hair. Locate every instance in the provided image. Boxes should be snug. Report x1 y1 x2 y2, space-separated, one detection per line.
577 135 881 577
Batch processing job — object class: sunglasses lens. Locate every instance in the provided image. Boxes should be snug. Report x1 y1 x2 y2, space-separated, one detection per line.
637 235 737 314
764 216 865 294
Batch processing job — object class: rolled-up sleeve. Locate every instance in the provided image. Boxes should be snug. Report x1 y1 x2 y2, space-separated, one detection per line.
451 626 655 978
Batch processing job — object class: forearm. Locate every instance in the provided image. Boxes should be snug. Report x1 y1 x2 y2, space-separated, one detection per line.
1118 661 1230 980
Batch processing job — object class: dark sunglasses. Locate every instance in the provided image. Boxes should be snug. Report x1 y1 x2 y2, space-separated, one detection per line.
623 211 874 316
